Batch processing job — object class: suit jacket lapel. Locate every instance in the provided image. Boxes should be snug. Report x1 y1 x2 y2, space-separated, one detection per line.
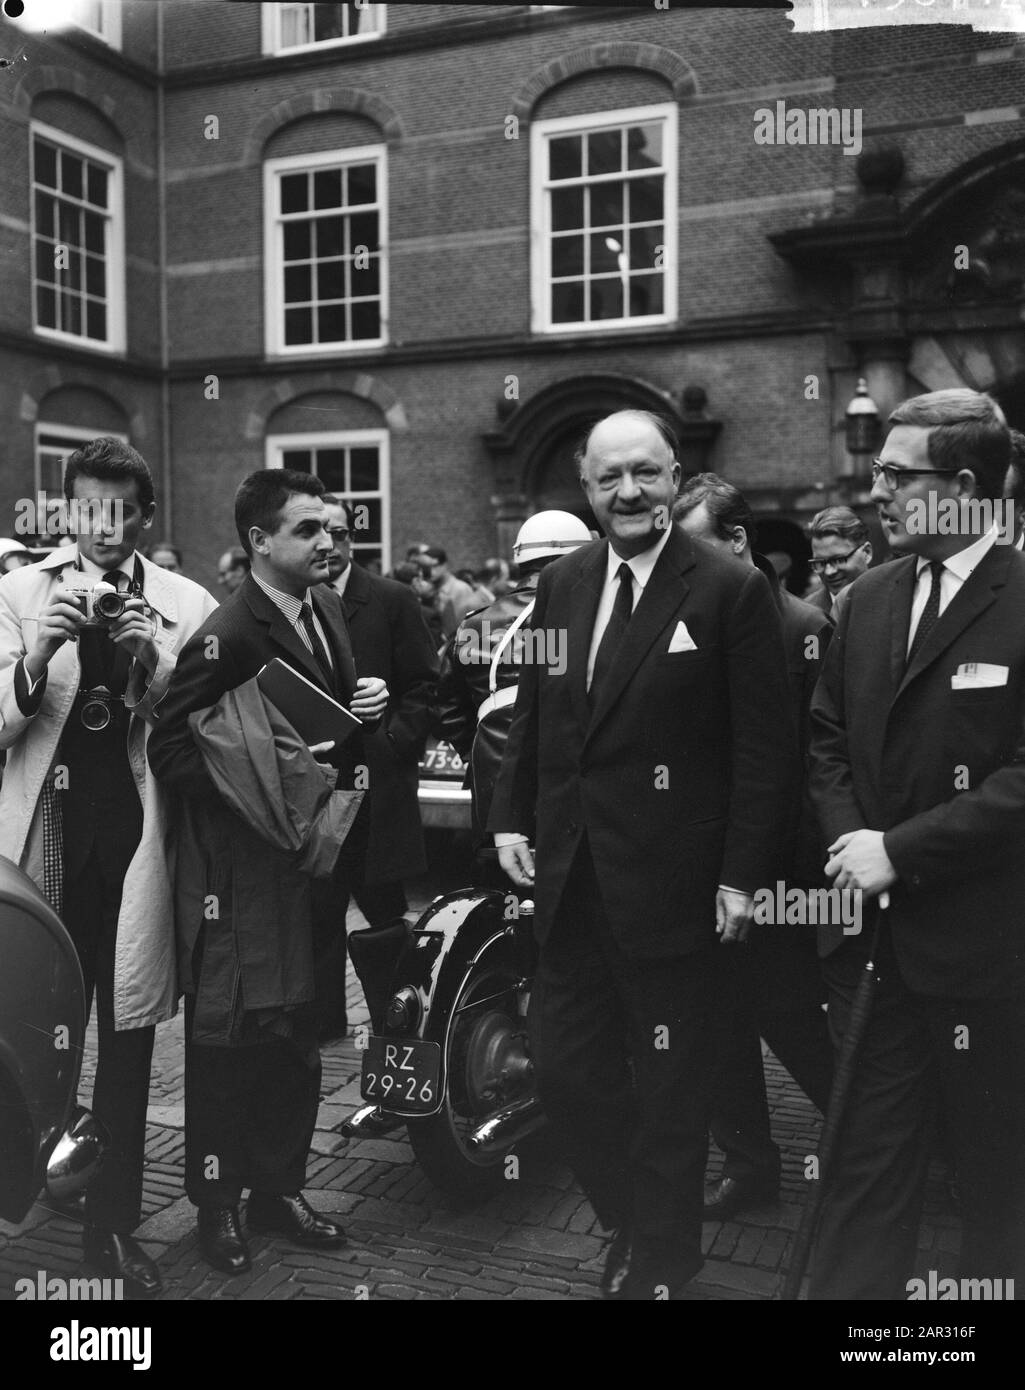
339 562 370 626
586 529 695 740
568 543 606 732
887 556 916 698
894 542 1007 700
242 577 331 694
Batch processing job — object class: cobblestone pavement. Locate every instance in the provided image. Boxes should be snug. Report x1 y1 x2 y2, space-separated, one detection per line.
0 875 961 1303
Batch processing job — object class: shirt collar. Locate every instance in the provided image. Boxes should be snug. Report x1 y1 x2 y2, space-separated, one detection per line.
77 549 141 583
333 564 352 597
916 525 999 584
252 571 311 622
605 525 673 591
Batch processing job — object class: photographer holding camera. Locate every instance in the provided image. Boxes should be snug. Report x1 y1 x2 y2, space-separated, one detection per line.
0 437 216 1296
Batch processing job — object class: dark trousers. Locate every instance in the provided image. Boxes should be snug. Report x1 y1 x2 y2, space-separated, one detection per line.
184 879 350 1208
530 841 728 1297
710 947 833 1184
64 853 155 1234
810 938 1025 1300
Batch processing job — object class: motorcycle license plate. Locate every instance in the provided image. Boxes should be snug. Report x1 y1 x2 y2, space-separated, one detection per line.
361 1037 442 1113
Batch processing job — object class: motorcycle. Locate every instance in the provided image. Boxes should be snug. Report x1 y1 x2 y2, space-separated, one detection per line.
343 887 546 1200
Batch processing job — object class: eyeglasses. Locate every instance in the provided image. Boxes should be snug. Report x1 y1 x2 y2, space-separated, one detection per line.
327 527 350 541
871 460 961 490
809 548 864 574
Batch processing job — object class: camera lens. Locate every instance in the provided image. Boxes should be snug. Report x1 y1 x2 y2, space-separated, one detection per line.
81 698 112 732
93 591 126 621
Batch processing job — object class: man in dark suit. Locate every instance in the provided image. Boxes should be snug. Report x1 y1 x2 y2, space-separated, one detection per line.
147 470 388 1274
316 495 438 1036
490 410 798 1300
808 388 1025 1299
673 474 834 1220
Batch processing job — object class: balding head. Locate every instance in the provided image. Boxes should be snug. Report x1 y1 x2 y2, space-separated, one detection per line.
578 410 680 558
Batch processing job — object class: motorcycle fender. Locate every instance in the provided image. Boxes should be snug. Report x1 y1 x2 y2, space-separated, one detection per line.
374 888 521 1117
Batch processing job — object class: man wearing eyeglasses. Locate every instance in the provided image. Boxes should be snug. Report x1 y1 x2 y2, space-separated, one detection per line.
807 388 1025 1299
317 496 438 1037
807 507 873 619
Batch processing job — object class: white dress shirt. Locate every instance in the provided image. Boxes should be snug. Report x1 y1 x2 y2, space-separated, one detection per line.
586 527 673 690
906 526 999 657
252 573 334 671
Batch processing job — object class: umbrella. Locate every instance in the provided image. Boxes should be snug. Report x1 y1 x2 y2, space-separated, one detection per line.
781 891 888 1300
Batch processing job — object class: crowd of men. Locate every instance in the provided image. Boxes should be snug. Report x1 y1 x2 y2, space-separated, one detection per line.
0 391 1023 1302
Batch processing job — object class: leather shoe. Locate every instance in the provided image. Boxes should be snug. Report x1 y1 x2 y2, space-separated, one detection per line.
197 1205 251 1274
247 1192 347 1247
600 1227 632 1300
702 1175 779 1221
82 1230 162 1298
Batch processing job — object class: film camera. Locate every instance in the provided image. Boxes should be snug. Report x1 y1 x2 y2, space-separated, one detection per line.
64 572 141 627
64 573 145 731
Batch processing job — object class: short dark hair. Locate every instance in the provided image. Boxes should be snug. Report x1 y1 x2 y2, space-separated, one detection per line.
421 544 447 565
234 468 324 556
63 436 155 511
672 473 758 549
887 388 1010 502
575 410 680 477
808 506 870 545
1004 430 1025 508
322 495 355 529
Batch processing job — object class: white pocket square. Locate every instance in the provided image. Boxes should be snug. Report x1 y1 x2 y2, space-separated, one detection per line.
951 662 1008 690
667 621 698 653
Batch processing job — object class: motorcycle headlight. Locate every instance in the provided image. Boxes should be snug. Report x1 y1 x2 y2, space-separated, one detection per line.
384 987 420 1033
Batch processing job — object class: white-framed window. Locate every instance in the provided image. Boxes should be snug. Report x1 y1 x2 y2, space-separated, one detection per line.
266 430 390 571
31 121 125 353
530 103 677 335
74 0 122 49
262 3 385 55
264 146 387 357
34 423 128 496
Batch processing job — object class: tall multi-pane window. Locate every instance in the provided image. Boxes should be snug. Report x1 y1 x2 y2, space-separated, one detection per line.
263 3 385 54
31 123 124 352
264 148 387 355
531 104 677 333
266 431 389 571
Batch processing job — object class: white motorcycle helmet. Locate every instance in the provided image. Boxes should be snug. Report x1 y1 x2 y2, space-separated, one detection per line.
512 510 592 567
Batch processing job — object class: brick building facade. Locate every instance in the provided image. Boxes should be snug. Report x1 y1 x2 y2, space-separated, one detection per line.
1 2 1023 588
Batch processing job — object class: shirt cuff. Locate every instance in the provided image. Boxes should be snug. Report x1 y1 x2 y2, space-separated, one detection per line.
14 657 47 716
494 832 529 848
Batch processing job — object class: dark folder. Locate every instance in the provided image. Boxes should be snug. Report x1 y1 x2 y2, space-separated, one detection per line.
256 657 362 748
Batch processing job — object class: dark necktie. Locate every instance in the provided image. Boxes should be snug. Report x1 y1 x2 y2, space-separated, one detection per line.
590 562 634 706
299 601 334 690
106 569 127 593
906 560 944 667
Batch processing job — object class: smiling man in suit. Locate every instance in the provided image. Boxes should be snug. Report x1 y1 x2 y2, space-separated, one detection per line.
147 470 387 1274
490 410 797 1300
808 388 1025 1299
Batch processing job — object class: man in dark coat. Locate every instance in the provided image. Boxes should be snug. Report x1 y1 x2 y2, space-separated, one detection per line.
147 470 388 1276
808 388 1025 1299
490 410 799 1300
316 495 438 1035
673 474 834 1221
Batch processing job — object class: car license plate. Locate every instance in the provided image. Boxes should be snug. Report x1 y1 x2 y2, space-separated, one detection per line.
361 1037 442 1113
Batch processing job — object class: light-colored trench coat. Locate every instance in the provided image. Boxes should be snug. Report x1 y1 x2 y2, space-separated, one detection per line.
0 546 217 1030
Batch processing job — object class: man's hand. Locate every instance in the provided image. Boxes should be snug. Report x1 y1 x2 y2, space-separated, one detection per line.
350 676 388 722
497 839 535 888
24 587 88 680
107 598 160 675
825 829 897 897
716 887 754 944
